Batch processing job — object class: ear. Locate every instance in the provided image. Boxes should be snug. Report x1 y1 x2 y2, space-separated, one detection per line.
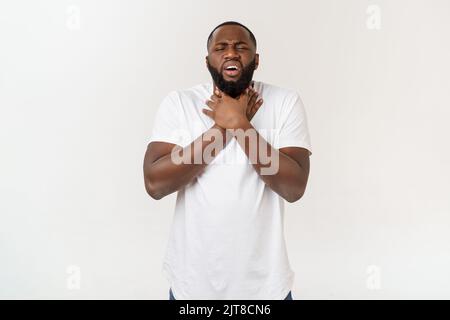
205 56 209 68
254 53 259 70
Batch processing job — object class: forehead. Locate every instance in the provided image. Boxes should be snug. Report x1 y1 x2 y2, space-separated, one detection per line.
210 25 252 44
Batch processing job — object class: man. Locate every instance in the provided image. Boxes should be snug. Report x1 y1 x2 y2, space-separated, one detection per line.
143 21 312 300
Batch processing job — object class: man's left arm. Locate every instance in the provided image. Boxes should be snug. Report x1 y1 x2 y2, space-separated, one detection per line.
233 120 310 203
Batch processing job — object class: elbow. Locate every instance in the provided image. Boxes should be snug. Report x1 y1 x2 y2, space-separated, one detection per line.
284 194 302 203
284 187 305 203
144 179 165 200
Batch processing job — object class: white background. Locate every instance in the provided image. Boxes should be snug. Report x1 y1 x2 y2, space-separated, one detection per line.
1 0 450 299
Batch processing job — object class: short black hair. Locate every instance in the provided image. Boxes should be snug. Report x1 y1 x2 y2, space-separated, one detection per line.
207 21 257 51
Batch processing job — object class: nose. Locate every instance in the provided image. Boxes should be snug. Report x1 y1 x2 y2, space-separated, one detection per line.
223 47 240 59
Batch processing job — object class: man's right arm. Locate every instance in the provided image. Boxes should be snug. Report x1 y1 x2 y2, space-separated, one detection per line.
143 123 231 200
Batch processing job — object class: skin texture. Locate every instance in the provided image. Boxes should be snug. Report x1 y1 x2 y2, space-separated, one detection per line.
143 25 310 202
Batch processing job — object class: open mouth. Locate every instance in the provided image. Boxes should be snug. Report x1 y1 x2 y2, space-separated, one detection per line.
223 64 241 78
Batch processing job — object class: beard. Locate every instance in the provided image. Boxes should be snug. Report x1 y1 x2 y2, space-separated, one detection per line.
207 57 256 99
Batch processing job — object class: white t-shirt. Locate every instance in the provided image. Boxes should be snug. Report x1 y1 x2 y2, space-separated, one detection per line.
149 80 312 300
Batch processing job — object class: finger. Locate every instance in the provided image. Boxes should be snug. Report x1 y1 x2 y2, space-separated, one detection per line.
249 89 259 106
210 94 219 102
257 98 263 106
246 102 252 118
245 82 254 95
248 86 258 96
250 103 257 116
255 98 263 110
250 99 263 116
250 88 259 101
213 85 222 98
202 108 214 119
243 86 254 99
205 99 216 109
244 90 256 117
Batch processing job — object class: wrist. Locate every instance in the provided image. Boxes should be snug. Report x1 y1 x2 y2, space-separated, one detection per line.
212 123 225 131
234 117 251 130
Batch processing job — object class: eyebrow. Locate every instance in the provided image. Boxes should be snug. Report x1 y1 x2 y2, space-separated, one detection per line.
213 41 249 46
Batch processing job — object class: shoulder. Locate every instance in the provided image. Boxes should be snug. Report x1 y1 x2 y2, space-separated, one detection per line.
256 80 301 102
256 81 303 112
171 82 212 101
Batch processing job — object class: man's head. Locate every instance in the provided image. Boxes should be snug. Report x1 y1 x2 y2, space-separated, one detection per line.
206 21 259 98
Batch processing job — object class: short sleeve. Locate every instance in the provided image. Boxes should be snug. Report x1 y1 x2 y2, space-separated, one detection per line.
274 92 312 155
148 91 189 147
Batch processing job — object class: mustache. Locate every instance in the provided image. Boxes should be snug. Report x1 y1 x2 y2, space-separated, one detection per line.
207 58 256 98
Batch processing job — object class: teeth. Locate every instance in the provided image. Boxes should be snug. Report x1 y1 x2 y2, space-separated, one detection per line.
226 66 238 70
